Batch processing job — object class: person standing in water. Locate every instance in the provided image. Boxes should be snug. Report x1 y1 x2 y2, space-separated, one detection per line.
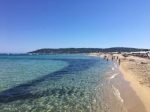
118 59 121 65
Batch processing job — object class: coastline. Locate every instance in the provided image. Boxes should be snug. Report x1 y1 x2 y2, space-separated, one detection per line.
119 57 150 112
89 53 150 112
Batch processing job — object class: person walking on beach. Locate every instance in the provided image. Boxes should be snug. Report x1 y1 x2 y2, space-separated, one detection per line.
104 55 106 59
118 59 121 65
116 56 118 60
106 58 108 61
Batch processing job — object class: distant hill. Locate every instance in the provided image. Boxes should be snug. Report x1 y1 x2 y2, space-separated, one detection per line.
29 47 150 54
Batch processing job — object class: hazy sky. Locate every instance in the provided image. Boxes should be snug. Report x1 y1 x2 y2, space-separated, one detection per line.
0 0 150 53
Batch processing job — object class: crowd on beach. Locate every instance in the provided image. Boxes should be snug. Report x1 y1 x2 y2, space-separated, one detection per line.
103 54 121 65
90 51 150 65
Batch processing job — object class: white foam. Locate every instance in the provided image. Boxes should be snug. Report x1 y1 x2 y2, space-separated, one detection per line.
112 67 115 71
112 85 124 103
110 73 118 79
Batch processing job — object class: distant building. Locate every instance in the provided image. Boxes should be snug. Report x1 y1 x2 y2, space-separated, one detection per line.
147 52 150 58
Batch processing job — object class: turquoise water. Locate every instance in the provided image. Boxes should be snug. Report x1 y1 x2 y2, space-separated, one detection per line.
0 54 125 112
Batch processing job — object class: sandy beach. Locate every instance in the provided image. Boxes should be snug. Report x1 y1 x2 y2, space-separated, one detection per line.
119 56 150 112
89 53 150 112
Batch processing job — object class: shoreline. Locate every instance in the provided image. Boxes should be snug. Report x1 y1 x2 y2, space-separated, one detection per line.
119 58 150 112
89 53 150 112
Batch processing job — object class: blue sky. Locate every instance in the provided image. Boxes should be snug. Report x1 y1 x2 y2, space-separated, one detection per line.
0 0 150 53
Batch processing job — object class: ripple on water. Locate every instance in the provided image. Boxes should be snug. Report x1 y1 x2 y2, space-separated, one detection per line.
0 55 126 112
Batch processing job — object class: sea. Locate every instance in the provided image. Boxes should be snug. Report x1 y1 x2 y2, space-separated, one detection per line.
0 54 127 112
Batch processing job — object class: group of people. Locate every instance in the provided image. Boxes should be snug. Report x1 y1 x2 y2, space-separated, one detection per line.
103 54 121 65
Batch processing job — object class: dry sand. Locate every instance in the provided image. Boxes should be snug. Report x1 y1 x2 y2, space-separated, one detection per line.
119 56 150 112
89 53 150 112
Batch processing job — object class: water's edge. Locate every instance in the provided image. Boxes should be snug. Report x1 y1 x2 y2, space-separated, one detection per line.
0 54 147 112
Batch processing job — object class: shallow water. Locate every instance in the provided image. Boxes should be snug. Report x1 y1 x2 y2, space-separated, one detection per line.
0 54 127 112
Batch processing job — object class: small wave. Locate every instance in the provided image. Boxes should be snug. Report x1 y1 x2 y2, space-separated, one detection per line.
112 67 115 71
110 73 119 79
112 85 124 103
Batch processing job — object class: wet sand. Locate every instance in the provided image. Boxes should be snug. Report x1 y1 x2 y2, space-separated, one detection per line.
119 56 150 112
89 53 150 112
112 70 147 112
